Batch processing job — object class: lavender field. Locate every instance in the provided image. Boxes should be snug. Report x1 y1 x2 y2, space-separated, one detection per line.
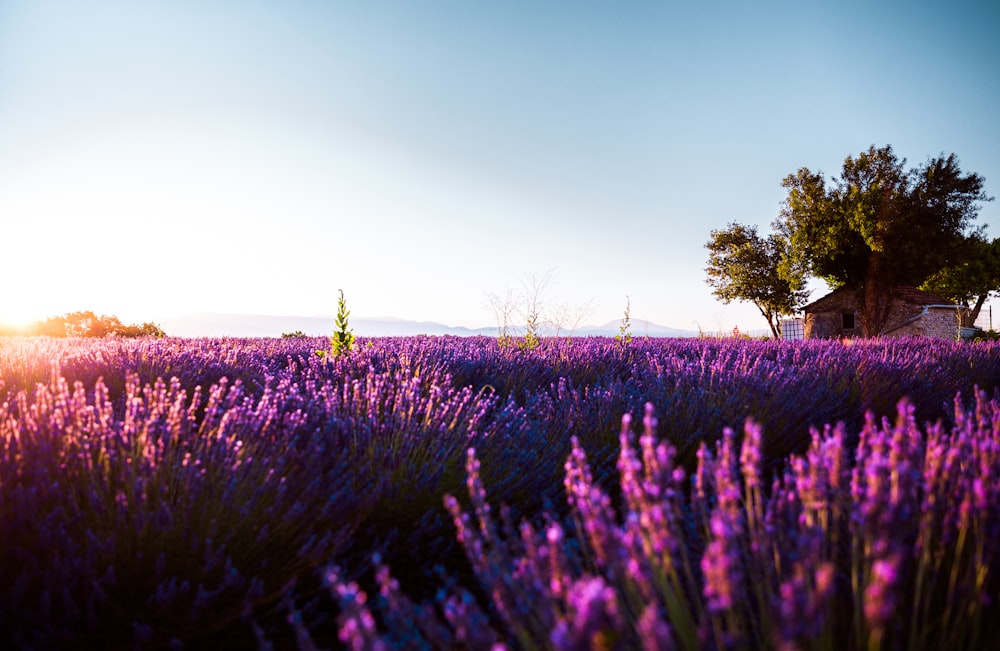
1 335 999 650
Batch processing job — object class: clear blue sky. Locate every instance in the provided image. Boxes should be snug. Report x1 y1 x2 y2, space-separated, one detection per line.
2 0 998 332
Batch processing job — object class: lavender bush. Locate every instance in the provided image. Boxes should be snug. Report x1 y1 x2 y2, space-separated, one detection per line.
323 395 1000 651
0 335 997 648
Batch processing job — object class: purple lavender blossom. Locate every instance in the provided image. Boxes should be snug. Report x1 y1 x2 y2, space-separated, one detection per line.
701 511 743 614
863 554 901 635
550 576 622 651
1 334 998 648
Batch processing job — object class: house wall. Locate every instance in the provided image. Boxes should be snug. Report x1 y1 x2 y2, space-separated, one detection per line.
804 291 861 339
804 311 856 339
805 297 964 340
883 307 962 339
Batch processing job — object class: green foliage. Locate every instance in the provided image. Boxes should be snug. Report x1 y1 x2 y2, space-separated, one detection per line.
518 313 542 351
518 271 551 351
775 144 992 335
705 222 809 338
970 329 1000 342
516 335 540 351
26 311 166 338
281 330 308 339
318 289 355 358
121 321 167 338
615 295 633 348
490 271 555 352
332 289 355 356
921 237 1000 326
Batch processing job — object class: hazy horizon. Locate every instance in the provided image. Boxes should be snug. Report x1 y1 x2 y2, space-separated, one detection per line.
7 304 996 339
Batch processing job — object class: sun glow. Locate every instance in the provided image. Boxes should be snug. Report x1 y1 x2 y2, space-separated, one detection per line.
0 307 45 330
1 284 67 330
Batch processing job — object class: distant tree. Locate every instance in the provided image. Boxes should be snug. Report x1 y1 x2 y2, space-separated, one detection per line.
487 269 555 350
776 145 991 336
118 321 167 338
36 315 71 337
705 222 809 338
31 312 166 338
35 311 106 337
921 236 1000 327
486 288 518 348
547 297 596 339
518 270 553 351
282 330 309 339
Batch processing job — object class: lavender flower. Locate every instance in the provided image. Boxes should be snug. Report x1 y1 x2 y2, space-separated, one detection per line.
863 553 901 640
1 334 998 647
550 577 622 651
701 511 743 614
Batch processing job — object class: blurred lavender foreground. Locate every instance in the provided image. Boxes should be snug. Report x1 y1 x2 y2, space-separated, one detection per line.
0 336 998 649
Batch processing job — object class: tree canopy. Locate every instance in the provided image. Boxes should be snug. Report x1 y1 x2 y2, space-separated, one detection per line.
774 145 992 335
16 312 166 338
704 222 809 338
921 236 1000 327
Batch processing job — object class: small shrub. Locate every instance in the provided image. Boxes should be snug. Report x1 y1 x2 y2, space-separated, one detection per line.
317 289 355 359
615 295 633 348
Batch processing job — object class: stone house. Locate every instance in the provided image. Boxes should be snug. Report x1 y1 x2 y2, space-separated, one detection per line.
803 286 967 339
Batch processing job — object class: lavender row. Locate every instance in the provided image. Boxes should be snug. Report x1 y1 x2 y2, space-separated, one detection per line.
0 335 997 647
4 336 998 483
3 336 998 414
320 394 1000 651
0 355 517 647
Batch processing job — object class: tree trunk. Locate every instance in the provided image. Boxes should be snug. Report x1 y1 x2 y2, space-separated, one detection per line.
860 191 897 337
768 319 780 339
968 294 988 328
860 272 894 337
757 305 781 339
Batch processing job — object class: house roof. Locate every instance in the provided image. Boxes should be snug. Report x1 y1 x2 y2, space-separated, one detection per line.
803 285 957 313
889 286 955 305
802 287 850 313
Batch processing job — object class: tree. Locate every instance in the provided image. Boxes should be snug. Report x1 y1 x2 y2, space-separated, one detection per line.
121 321 167 338
546 297 596 339
921 236 1000 327
517 270 553 350
705 222 809 338
31 311 166 338
486 269 555 349
486 287 518 348
776 145 991 336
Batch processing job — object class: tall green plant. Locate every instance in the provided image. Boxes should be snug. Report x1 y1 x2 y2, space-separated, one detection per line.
519 310 542 351
317 289 355 358
517 270 552 351
615 295 633 348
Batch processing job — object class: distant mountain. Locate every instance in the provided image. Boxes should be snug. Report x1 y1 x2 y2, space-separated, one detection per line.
159 313 704 338
159 314 485 338
576 319 700 338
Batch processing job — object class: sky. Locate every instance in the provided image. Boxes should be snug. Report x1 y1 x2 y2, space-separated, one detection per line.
1 0 998 334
